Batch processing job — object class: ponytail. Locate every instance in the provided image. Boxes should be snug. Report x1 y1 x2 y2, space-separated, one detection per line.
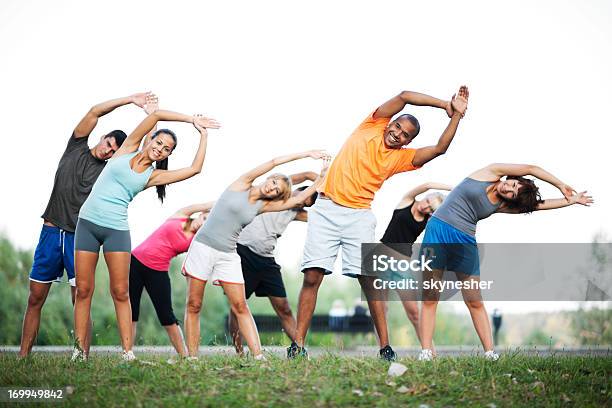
155 158 169 203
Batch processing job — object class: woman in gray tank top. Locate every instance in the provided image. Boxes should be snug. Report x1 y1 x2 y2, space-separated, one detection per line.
418 163 592 362
182 150 330 360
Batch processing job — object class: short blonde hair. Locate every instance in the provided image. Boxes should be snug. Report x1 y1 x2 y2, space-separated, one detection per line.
267 173 292 202
425 192 445 211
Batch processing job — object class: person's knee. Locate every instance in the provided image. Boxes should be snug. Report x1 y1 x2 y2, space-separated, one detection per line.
186 297 202 315
110 284 129 302
230 299 249 315
302 269 324 289
27 290 47 309
465 300 484 310
407 309 419 324
75 284 94 300
158 311 178 326
422 300 439 308
275 301 293 318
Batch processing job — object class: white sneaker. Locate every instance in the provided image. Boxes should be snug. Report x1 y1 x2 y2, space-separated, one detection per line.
186 356 199 362
484 350 499 361
122 350 137 362
71 348 86 362
254 354 267 361
418 349 433 361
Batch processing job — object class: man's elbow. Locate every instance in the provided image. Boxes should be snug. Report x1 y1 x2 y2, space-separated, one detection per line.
399 90 414 102
433 145 449 156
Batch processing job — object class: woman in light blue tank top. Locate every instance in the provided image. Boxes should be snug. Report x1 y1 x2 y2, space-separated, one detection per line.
418 163 592 362
183 150 330 360
72 99 221 362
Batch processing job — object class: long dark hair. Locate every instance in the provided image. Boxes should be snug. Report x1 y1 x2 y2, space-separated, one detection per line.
151 129 177 203
503 176 543 213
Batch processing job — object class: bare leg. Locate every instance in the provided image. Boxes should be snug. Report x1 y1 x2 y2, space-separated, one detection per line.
70 286 92 355
104 251 132 352
295 268 325 347
184 277 206 357
74 250 99 352
358 275 389 348
163 324 187 357
269 296 296 342
419 269 442 350
19 281 51 357
222 283 261 356
400 299 421 342
130 322 138 350
229 311 244 355
460 275 494 351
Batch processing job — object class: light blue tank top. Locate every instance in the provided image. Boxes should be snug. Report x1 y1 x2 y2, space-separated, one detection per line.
195 189 264 252
432 178 501 237
79 152 154 230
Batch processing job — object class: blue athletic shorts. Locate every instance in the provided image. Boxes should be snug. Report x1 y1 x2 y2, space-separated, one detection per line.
420 216 480 276
30 225 75 286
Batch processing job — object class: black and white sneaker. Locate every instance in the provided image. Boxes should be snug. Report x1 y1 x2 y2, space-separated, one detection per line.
287 342 309 359
379 345 397 362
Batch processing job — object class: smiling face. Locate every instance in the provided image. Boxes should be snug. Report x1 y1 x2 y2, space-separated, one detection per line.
415 193 444 216
383 117 418 149
189 213 207 233
146 132 176 162
93 135 120 160
496 178 521 201
260 175 291 201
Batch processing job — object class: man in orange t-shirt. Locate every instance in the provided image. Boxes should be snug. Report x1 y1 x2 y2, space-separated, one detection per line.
288 86 469 361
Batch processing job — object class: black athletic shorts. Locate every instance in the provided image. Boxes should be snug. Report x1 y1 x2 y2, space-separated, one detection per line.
236 243 286 299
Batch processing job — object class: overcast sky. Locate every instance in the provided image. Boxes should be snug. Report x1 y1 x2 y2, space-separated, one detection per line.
1 0 610 314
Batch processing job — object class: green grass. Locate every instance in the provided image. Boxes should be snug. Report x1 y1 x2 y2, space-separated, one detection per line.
1 353 610 407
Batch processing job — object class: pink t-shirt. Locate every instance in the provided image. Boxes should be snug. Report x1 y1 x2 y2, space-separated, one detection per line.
132 217 194 272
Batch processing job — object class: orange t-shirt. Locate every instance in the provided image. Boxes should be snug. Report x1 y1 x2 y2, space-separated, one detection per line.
321 111 420 209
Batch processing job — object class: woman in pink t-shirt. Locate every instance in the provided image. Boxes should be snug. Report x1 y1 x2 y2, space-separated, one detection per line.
129 202 213 356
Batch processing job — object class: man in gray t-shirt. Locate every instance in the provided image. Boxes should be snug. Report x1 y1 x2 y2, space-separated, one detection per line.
19 92 156 358
229 176 318 354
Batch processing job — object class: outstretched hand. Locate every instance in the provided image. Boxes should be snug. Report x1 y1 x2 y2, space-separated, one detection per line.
144 93 159 115
131 91 154 109
569 191 592 206
559 183 577 200
193 115 221 131
451 85 469 117
308 150 332 161
320 156 332 177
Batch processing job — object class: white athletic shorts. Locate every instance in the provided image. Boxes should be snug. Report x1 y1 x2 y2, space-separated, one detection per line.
181 240 244 285
301 197 376 277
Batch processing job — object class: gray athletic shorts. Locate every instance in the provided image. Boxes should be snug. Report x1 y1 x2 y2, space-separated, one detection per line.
75 218 131 253
301 198 376 277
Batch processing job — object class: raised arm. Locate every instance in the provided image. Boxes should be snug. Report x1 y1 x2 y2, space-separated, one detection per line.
140 94 160 149
117 110 219 155
73 92 153 138
374 89 452 120
234 150 330 188
289 171 318 185
145 115 219 187
397 182 453 207
411 87 469 167
172 201 216 218
536 192 593 210
499 191 593 213
472 163 576 200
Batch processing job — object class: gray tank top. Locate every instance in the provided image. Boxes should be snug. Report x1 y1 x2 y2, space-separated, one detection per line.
433 178 501 236
195 189 264 252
